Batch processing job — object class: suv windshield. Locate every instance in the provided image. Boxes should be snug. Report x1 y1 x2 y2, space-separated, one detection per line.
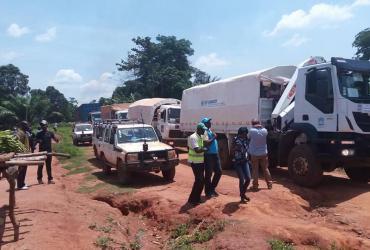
117 127 158 143
168 108 180 124
338 69 370 102
75 125 92 132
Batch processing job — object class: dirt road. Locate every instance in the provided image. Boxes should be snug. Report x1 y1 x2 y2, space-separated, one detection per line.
1 148 370 249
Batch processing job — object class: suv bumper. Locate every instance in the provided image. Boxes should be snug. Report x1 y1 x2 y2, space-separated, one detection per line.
125 158 179 172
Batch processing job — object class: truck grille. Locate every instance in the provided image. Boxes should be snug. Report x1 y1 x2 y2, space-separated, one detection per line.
168 130 185 138
353 112 370 132
139 151 167 161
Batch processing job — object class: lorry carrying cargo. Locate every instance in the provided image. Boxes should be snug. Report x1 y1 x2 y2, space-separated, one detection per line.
128 98 184 145
75 103 101 122
181 56 370 187
101 103 131 120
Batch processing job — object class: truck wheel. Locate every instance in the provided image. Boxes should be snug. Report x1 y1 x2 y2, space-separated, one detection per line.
344 168 370 183
100 154 111 175
218 138 231 169
117 160 131 184
162 168 176 181
288 144 323 187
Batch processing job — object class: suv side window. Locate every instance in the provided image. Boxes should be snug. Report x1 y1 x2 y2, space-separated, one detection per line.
109 127 116 144
160 110 166 122
305 68 334 114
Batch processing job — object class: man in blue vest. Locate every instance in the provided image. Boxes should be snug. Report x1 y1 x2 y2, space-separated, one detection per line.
187 123 208 206
201 118 222 198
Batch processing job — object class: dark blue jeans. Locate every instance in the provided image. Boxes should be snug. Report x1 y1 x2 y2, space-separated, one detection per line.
204 154 222 196
234 161 251 198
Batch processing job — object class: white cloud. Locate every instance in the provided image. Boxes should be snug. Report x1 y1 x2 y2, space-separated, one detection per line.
7 23 30 37
194 53 229 70
266 1 369 36
35 27 56 42
282 34 309 47
0 51 22 62
53 69 83 84
79 72 118 102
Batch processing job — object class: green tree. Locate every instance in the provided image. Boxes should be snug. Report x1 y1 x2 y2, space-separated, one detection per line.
353 28 370 60
29 89 52 123
0 95 30 129
0 64 30 96
45 86 70 121
192 69 221 85
116 35 194 100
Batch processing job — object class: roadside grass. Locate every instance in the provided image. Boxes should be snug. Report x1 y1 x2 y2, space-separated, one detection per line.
94 235 114 249
168 220 226 250
268 239 294 250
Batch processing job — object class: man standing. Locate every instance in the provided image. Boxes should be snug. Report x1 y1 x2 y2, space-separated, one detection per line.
201 118 222 198
187 123 208 206
249 119 272 190
16 121 31 190
35 120 59 184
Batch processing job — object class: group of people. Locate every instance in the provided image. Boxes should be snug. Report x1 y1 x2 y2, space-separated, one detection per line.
14 120 59 190
187 118 272 206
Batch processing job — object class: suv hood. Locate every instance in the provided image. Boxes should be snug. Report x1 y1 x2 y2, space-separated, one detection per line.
117 141 173 153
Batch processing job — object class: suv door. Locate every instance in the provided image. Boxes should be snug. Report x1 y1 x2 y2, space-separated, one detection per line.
105 127 117 166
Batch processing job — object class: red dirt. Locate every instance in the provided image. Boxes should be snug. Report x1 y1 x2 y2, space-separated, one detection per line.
1 151 370 249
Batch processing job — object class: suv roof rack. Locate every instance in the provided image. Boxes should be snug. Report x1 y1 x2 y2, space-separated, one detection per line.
94 119 144 126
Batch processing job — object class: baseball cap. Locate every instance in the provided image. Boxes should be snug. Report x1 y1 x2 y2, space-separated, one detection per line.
40 120 48 126
197 123 207 131
201 117 212 123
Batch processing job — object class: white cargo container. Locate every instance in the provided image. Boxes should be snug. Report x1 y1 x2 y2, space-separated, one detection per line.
128 98 184 144
180 66 296 167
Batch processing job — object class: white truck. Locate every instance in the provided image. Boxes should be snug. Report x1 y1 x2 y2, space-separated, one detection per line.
128 98 185 145
180 57 370 187
115 109 128 120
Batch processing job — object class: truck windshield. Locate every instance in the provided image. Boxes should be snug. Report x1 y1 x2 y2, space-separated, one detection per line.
168 108 180 124
117 127 158 143
338 69 370 102
75 125 92 132
117 112 127 120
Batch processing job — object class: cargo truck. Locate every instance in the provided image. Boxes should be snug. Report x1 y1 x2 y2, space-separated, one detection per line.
180 57 370 187
101 103 131 120
128 98 185 145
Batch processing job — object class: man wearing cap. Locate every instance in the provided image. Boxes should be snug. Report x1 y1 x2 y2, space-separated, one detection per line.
201 118 222 198
187 123 208 206
35 120 59 184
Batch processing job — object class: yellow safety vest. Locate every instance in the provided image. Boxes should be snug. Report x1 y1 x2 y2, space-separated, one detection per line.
188 134 204 164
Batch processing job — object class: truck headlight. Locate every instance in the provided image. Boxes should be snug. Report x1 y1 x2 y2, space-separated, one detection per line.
126 153 139 162
168 150 177 159
341 149 355 156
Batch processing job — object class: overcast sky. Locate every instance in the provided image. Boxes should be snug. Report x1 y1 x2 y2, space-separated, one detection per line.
1 0 369 103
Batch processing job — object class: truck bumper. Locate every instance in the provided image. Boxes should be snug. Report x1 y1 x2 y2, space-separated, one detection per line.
124 158 179 172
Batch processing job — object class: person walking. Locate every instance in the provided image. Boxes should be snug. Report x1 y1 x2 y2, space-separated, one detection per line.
232 127 251 203
35 120 59 184
187 123 208 206
201 118 222 198
249 119 272 190
16 121 31 190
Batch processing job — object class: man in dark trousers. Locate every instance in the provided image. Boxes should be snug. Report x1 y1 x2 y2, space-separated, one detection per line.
201 118 222 198
35 120 59 184
16 121 31 190
187 123 208 206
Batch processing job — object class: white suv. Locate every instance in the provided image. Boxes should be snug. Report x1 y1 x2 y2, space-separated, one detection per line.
72 123 93 145
92 121 179 184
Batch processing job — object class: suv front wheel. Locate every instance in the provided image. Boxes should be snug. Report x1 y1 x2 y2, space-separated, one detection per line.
162 167 176 181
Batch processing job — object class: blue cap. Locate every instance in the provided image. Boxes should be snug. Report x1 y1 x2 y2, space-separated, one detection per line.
197 123 207 130
201 117 212 123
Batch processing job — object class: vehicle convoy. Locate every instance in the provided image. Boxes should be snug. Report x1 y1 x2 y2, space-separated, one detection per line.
92 120 179 184
72 123 93 145
128 98 185 145
180 56 370 187
101 103 131 120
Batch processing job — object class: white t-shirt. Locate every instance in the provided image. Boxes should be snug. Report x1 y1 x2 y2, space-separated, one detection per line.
188 132 202 150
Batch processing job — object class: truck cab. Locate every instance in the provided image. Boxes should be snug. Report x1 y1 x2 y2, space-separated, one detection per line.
157 105 184 145
271 57 370 186
92 120 179 184
115 109 128 120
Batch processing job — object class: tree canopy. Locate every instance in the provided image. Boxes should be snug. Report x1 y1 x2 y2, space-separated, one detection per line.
0 64 30 96
115 35 195 100
353 28 370 60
